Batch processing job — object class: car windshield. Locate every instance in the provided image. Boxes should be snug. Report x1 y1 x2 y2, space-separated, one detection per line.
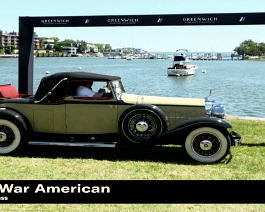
111 80 126 100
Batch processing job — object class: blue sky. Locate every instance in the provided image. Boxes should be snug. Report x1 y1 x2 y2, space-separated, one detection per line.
0 0 264 52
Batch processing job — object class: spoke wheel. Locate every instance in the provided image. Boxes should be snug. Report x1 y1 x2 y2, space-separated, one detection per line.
185 127 230 163
192 132 221 157
0 119 21 154
127 113 157 141
120 108 166 144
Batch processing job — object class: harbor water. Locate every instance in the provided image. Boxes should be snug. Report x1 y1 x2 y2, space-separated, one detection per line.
0 56 264 118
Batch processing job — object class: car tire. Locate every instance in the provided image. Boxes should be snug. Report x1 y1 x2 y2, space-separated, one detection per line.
184 127 230 163
119 105 168 144
0 119 25 154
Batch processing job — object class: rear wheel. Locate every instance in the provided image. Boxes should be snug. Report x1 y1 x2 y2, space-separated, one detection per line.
184 127 230 163
0 119 23 154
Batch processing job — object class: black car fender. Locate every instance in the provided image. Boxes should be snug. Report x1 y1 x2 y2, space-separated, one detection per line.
153 117 233 145
0 108 30 152
117 104 169 143
0 108 28 132
171 117 233 132
118 104 169 128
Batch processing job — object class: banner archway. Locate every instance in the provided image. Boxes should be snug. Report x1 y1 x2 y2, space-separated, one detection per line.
19 12 265 95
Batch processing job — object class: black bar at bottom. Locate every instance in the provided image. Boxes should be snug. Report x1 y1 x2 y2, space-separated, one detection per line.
0 180 263 204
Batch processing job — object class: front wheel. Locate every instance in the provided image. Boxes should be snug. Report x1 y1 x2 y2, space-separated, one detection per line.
184 127 230 163
0 119 23 154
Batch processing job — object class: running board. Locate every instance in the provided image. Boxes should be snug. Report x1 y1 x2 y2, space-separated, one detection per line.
28 141 116 148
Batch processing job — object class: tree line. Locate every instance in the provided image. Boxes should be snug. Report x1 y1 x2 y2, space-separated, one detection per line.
39 37 112 53
233 39 265 56
0 32 112 54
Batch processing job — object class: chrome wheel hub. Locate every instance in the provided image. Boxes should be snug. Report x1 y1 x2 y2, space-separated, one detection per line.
200 140 212 150
0 125 15 147
192 133 221 157
128 113 157 141
136 121 148 132
0 132 7 142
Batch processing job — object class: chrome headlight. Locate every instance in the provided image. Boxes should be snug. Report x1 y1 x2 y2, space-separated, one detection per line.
205 94 226 118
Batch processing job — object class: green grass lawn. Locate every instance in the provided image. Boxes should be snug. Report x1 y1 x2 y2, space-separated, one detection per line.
1 118 265 211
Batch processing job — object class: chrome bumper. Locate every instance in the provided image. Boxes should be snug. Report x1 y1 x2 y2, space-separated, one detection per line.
230 131 243 146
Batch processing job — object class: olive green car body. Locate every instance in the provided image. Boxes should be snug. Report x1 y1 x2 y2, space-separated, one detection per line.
0 94 205 135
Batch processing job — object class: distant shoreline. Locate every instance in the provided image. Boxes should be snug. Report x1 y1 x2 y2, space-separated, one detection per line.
1 54 265 62
247 59 265 61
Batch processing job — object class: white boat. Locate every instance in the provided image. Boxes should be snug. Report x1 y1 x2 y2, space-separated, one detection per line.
95 53 104 57
210 55 217 60
192 54 202 60
167 54 174 59
167 49 198 76
71 54 83 57
192 54 198 60
108 55 121 59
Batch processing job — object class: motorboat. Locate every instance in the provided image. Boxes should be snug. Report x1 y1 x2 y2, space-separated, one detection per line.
167 49 198 76
167 54 174 59
211 55 217 60
191 54 202 60
191 54 198 60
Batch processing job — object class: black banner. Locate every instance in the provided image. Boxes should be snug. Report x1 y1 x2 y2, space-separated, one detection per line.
0 180 264 204
20 12 265 27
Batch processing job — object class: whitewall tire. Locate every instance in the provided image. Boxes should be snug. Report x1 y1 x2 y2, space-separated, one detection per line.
0 119 22 154
184 127 230 163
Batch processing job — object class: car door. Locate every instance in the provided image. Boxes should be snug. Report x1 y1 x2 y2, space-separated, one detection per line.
32 104 66 134
65 100 118 134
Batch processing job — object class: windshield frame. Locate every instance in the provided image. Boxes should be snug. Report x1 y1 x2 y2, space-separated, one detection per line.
111 80 126 100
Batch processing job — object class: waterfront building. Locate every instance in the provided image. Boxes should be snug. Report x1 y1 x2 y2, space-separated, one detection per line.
0 30 19 49
102 47 146 56
122 47 145 54
42 39 54 48
134 48 146 54
62 47 77 55
122 47 134 53
0 30 40 50
87 44 98 53
102 48 123 56
59 43 78 47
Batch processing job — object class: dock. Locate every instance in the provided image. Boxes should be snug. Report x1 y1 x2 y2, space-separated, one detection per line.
0 54 18 58
191 58 243 61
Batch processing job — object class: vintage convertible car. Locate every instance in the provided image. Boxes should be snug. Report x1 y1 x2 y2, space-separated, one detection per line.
0 72 242 163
